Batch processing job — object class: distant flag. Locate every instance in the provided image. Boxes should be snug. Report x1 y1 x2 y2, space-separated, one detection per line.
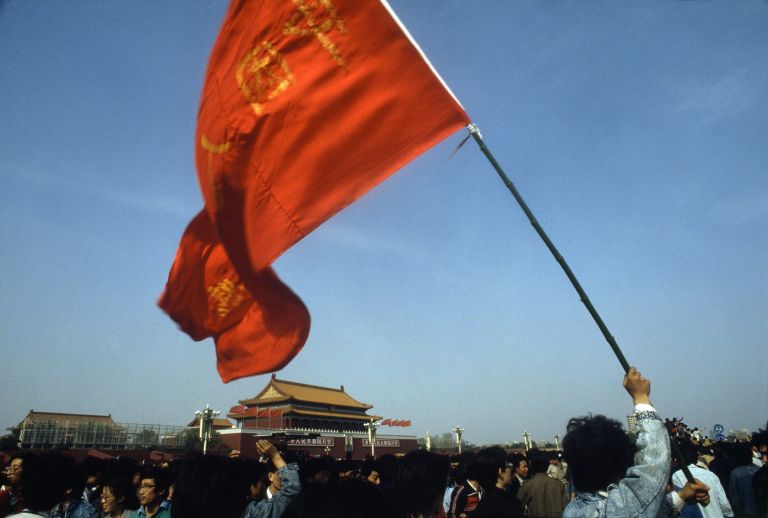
160 0 468 380
381 418 411 427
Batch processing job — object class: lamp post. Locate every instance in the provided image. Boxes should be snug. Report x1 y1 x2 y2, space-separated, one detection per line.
522 431 531 451
195 404 219 455
553 433 560 450
452 426 464 454
363 420 379 457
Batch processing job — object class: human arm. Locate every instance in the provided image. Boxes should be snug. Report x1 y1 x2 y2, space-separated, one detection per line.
256 440 286 470
607 368 671 517
623 366 651 406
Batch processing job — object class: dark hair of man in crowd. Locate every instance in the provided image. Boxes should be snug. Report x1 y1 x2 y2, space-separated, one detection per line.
242 458 268 500
733 442 754 466
60 456 91 503
754 428 768 449
673 438 699 468
170 454 249 518
104 476 140 511
301 456 335 485
562 414 637 492
376 453 398 488
394 450 450 518
471 446 507 491
528 454 550 475
141 466 170 495
19 453 67 512
9 452 38 469
448 463 466 487
80 457 105 481
312 477 395 518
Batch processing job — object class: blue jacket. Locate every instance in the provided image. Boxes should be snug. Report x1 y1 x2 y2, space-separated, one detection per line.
243 463 300 518
55 499 100 518
564 409 677 518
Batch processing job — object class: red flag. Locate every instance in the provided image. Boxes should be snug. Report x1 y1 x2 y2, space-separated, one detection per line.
158 211 310 382
162 0 468 380
196 0 470 275
381 419 392 426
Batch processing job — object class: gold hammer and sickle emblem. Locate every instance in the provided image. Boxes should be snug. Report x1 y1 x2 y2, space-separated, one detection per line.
236 42 295 115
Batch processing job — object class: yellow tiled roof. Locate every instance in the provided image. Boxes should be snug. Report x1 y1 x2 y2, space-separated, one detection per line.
240 376 372 409
186 417 234 429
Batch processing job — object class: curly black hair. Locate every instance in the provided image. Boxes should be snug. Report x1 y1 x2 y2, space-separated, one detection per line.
562 414 637 492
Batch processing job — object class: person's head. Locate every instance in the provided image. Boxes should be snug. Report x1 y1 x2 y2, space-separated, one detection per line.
315 477 395 518
509 453 528 480
673 438 699 468
394 450 450 518
375 454 398 488
242 459 268 500
81 457 105 496
528 454 549 475
138 466 169 509
302 456 334 486
733 442 755 466
753 428 768 463
20 453 66 512
471 446 510 491
170 455 249 518
563 414 637 492
101 476 138 516
132 466 145 490
7 452 35 488
265 460 282 494
60 457 88 504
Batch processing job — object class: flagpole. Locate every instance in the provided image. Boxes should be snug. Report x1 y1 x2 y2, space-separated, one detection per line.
468 124 629 371
467 124 695 484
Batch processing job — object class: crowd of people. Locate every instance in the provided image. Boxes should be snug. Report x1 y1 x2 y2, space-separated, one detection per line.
1 370 765 518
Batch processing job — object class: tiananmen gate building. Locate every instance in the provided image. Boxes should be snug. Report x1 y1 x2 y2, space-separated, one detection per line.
218 375 417 458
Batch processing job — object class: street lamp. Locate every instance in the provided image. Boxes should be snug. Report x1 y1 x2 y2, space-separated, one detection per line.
363 420 379 457
452 426 464 454
553 433 560 450
195 404 219 455
522 431 531 451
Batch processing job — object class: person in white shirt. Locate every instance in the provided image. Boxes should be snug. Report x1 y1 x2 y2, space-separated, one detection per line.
672 438 733 518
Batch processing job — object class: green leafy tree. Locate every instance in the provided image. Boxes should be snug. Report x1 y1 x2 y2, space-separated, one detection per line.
177 428 221 452
0 434 18 449
134 429 159 448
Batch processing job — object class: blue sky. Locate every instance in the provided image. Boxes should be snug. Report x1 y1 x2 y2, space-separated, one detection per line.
1 0 766 446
